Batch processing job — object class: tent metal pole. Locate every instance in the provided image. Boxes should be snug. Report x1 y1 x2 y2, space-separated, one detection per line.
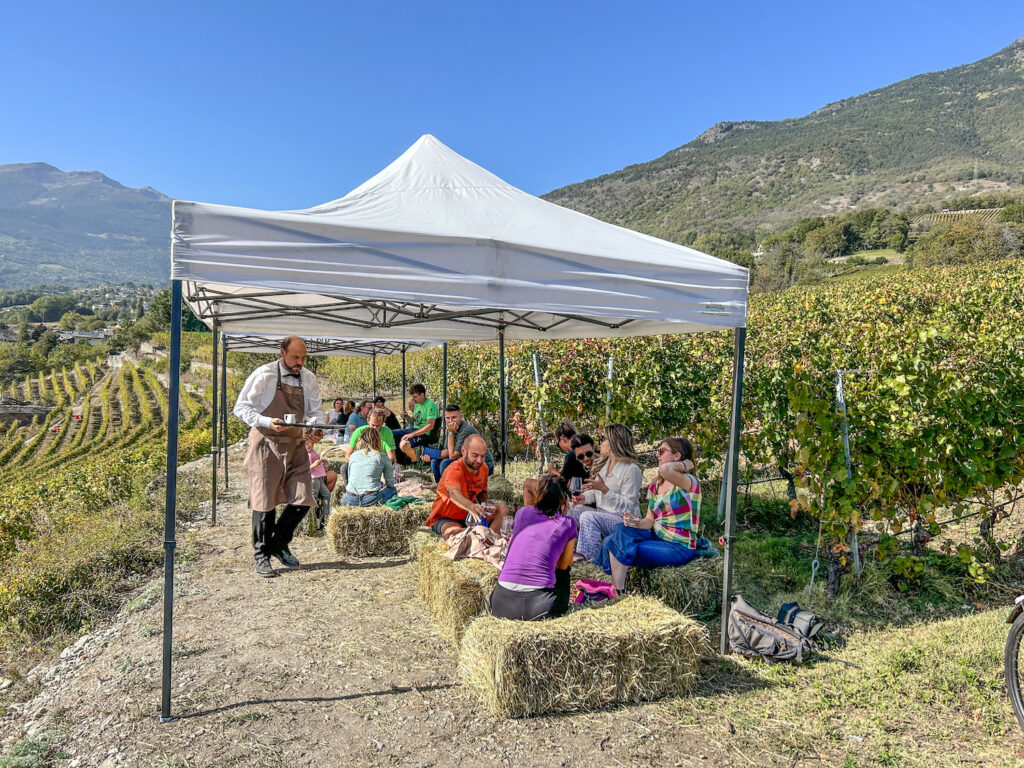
160 279 183 722
719 326 747 655
372 353 377 399
498 328 506 475
401 349 407 412
442 342 448 411
221 334 228 489
210 320 219 527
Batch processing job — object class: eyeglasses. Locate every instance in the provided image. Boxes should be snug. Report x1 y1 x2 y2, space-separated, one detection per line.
656 447 673 455
575 450 595 459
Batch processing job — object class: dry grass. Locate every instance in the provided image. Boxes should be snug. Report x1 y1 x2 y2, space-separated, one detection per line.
325 503 429 557
459 596 709 717
415 543 499 643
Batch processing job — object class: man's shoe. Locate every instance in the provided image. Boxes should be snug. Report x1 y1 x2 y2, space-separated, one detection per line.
255 556 277 578
272 547 300 568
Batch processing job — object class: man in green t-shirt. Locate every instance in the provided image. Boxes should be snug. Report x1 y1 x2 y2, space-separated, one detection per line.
345 407 396 463
422 402 494 481
396 383 439 462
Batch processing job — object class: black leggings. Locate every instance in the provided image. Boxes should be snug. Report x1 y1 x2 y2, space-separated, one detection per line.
490 568 571 620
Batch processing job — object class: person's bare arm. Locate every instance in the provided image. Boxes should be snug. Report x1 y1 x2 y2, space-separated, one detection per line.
411 417 436 438
556 538 576 570
659 460 695 491
448 486 485 522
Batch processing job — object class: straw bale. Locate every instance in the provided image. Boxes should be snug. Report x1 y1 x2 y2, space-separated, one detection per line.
459 596 708 717
486 474 515 505
408 527 440 560
567 558 721 617
628 558 722 617
325 503 428 557
416 543 499 643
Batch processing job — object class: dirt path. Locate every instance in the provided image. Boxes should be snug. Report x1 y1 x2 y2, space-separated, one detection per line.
0 450 738 768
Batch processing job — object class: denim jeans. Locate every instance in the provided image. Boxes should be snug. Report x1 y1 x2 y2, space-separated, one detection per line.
599 525 699 573
341 486 398 507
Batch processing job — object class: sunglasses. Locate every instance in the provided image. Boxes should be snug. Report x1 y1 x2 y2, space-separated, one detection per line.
575 450 595 459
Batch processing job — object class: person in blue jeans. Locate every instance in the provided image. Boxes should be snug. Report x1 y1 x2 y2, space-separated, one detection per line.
422 402 494 482
599 437 699 589
341 427 398 507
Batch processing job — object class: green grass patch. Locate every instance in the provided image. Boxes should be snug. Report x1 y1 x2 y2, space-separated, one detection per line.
669 608 1016 766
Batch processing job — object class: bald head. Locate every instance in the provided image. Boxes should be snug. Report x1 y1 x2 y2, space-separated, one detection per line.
279 336 307 374
462 434 488 472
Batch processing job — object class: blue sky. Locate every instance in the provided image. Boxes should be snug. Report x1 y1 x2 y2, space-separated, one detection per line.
1 2 1022 209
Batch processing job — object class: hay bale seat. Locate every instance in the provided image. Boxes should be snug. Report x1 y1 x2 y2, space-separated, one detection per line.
325 503 429 557
486 474 515 505
416 542 500 643
408 527 440 560
459 596 709 717
569 558 722 618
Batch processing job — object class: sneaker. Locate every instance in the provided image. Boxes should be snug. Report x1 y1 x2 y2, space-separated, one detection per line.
255 556 277 578
272 547 300 568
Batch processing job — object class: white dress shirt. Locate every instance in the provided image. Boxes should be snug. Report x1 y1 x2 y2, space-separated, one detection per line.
233 361 325 429
582 460 643 517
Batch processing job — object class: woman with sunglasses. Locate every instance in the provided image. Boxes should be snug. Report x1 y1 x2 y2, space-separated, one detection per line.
599 437 699 590
491 475 577 620
569 423 643 562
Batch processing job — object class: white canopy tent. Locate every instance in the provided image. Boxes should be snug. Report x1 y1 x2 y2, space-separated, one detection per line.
160 135 749 721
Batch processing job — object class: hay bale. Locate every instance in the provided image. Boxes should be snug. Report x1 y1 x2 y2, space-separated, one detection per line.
325 503 428 557
459 596 708 717
628 558 722 618
408 527 440 560
569 557 721 617
416 543 499 643
487 474 515 505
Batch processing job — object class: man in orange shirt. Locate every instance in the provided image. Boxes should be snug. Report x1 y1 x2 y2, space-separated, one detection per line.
425 435 508 539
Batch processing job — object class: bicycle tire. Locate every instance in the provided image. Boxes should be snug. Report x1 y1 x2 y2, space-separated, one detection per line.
1004 610 1024 733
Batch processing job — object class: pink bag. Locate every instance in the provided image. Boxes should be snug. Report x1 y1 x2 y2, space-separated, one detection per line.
572 578 618 604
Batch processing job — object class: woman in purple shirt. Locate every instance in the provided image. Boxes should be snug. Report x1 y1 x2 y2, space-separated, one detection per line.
491 476 577 621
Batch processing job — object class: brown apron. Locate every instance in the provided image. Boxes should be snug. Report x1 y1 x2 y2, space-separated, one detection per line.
243 365 314 510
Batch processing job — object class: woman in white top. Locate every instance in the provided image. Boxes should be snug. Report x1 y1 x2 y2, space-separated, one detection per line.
569 423 643 562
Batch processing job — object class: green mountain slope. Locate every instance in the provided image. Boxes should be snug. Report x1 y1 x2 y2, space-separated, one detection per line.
545 36 1024 241
0 163 170 288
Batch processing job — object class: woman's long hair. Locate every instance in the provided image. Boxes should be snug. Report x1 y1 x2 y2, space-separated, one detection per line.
655 437 696 485
356 427 382 455
534 475 570 517
592 422 639 476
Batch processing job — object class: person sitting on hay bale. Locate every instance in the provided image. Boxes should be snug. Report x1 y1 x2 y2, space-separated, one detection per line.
425 434 508 539
491 475 577 620
524 431 596 510
546 420 590 485
395 383 440 463
567 423 643 562
346 407 397 464
422 402 494 482
304 428 337 529
340 428 397 507
373 395 403 431
599 437 699 590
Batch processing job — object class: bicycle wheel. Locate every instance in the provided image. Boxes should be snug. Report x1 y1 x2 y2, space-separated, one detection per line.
1004 609 1024 733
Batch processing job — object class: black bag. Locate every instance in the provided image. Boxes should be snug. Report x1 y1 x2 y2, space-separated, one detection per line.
727 595 815 663
778 601 824 642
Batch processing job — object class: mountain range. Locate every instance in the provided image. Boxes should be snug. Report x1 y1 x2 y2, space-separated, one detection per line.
2 36 1024 288
544 36 1024 242
0 163 170 289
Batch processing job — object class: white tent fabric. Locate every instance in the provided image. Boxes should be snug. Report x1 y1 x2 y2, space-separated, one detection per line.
221 333 434 357
172 135 748 341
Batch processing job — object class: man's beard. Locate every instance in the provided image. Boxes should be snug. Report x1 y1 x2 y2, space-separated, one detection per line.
465 459 483 471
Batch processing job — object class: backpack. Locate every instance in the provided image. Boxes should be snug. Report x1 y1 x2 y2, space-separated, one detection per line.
727 595 818 663
572 579 617 604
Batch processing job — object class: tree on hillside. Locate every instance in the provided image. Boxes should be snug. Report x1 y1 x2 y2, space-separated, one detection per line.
804 220 852 258
999 202 1024 224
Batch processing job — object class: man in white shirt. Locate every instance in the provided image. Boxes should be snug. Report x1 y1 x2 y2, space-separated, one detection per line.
233 336 325 578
